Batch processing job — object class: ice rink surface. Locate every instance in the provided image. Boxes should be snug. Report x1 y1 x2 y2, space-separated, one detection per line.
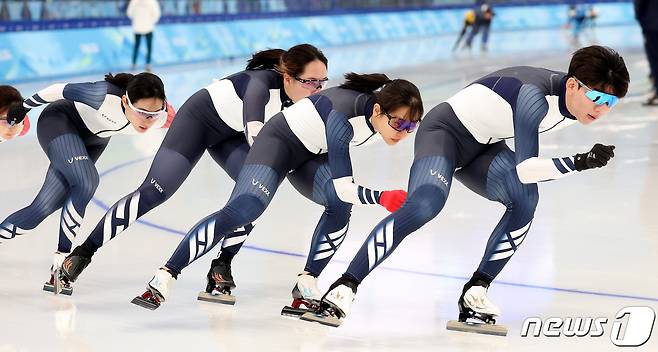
1 24 657 351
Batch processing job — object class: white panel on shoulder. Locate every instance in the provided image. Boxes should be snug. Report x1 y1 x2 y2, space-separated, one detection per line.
206 80 282 132
263 89 281 124
75 95 133 138
283 98 327 154
446 84 513 144
348 116 381 147
541 95 577 133
205 80 244 132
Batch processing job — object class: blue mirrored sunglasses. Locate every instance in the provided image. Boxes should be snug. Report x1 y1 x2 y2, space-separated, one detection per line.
574 77 619 108
384 111 417 133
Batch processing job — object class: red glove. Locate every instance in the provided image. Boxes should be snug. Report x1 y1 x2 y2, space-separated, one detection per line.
379 190 407 212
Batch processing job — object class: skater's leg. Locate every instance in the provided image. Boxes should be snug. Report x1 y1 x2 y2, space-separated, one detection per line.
132 33 142 67
165 163 284 275
78 118 208 256
163 123 310 276
206 135 254 263
0 102 83 240
43 133 103 253
0 165 69 239
455 142 539 284
287 154 352 278
344 154 454 283
451 142 538 327
145 32 153 66
58 90 230 289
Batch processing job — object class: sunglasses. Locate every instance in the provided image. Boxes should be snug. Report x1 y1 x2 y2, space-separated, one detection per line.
294 76 329 90
126 94 167 120
574 77 619 108
383 110 417 133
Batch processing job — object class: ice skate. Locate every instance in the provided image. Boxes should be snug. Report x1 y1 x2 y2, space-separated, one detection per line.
281 272 322 318
43 252 72 295
446 279 507 336
197 259 236 305
301 279 357 327
132 268 176 310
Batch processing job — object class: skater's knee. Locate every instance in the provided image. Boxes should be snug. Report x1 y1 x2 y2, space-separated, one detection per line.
138 180 169 209
223 194 266 225
323 187 352 222
71 166 100 201
504 184 539 217
406 184 447 222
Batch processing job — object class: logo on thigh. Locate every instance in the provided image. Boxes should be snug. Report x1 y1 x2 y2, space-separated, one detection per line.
430 169 450 187
252 178 271 197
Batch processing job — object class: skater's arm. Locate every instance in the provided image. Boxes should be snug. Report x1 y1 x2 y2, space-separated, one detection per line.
326 111 403 208
6 81 108 126
242 78 271 146
513 84 578 183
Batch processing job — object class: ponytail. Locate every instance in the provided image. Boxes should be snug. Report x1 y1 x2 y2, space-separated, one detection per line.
104 72 135 90
246 44 328 77
339 73 391 93
246 49 286 70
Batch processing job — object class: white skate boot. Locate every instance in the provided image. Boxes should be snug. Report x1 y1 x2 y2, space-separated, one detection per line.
300 278 357 327
43 252 73 295
281 272 323 318
131 268 177 310
446 278 507 336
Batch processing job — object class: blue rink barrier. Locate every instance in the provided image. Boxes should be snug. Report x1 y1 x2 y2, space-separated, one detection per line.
0 2 637 83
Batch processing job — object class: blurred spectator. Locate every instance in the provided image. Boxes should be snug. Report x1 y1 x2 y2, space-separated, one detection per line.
0 0 9 21
567 4 587 45
634 0 658 105
127 0 161 72
464 2 494 52
453 9 475 51
20 0 32 20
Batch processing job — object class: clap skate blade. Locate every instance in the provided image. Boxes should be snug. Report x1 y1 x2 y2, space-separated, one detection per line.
43 282 72 295
446 312 507 336
300 310 342 327
197 287 235 305
281 298 319 318
131 291 161 310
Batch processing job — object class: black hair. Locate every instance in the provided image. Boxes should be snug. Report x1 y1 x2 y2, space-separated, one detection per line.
104 72 166 102
0 85 23 110
567 45 629 97
246 44 328 77
340 72 424 122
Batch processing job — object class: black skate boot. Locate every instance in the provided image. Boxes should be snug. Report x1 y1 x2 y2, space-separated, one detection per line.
197 259 236 305
446 274 507 336
53 246 92 295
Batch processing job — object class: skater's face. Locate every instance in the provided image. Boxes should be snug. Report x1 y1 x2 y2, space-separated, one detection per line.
0 106 23 141
122 95 167 133
370 103 415 146
565 77 615 126
283 59 328 103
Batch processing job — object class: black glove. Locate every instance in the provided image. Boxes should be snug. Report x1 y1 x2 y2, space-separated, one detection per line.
574 144 615 171
6 102 29 126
